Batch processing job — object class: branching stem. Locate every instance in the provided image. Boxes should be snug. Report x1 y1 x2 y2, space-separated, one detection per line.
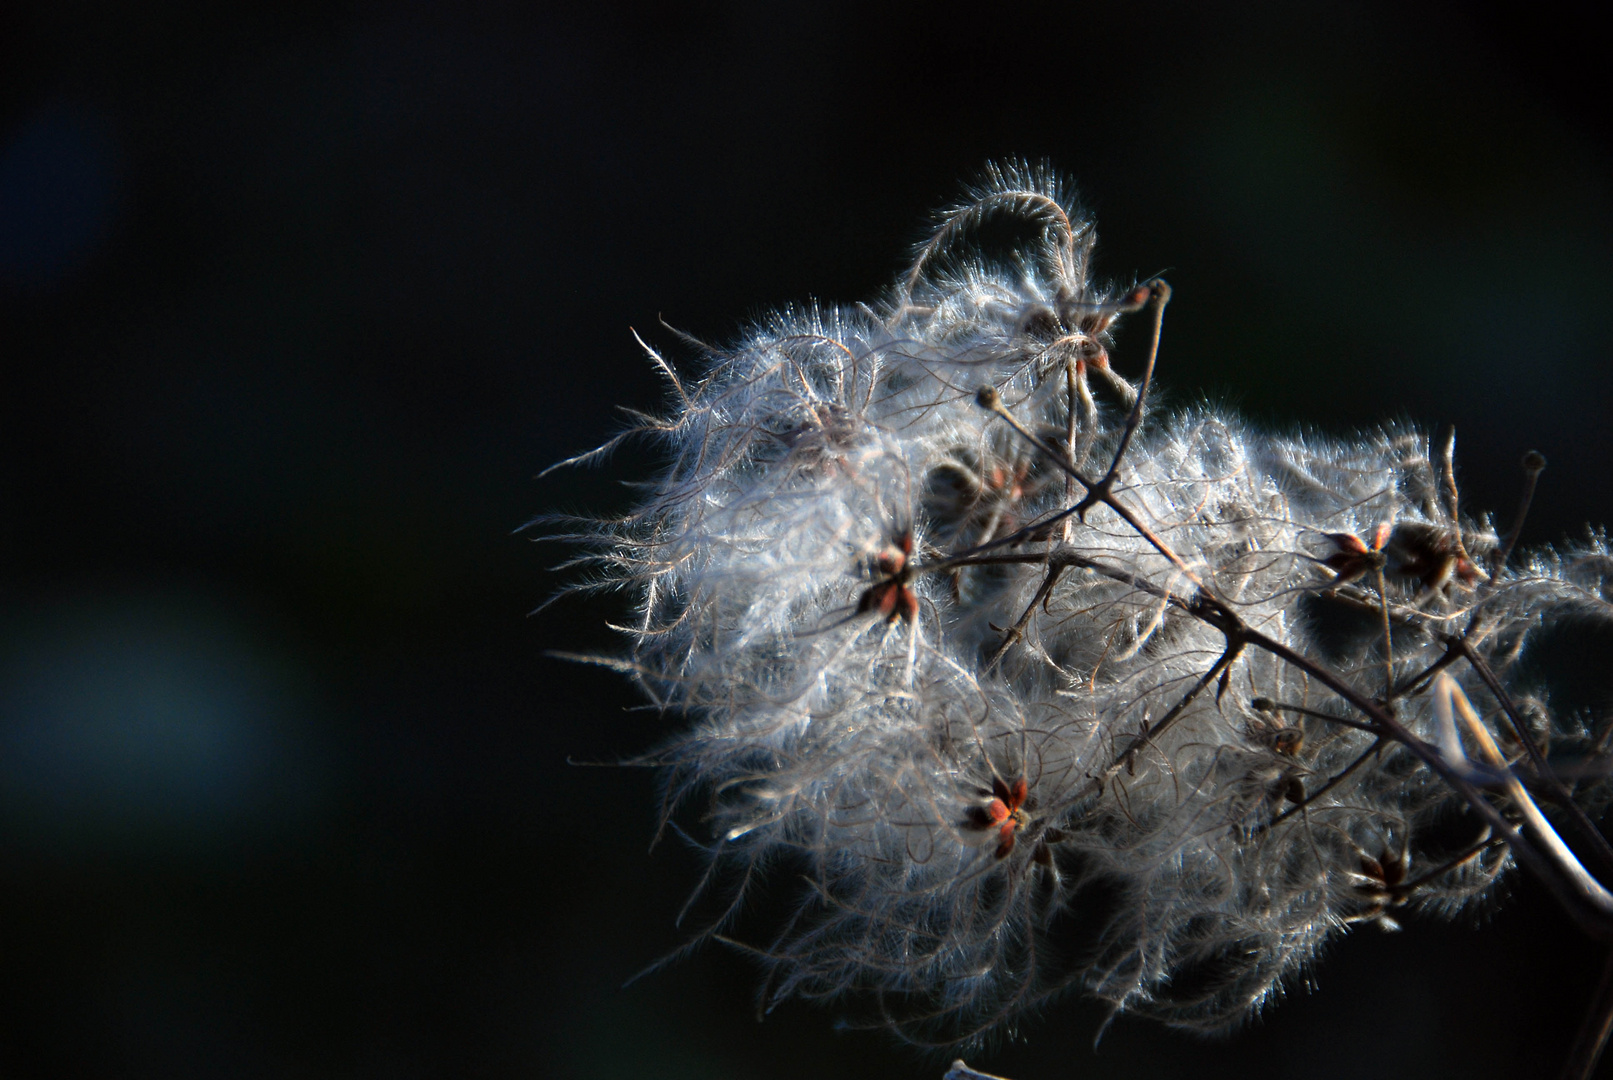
973 377 1613 937
1093 641 1243 794
1268 737 1385 828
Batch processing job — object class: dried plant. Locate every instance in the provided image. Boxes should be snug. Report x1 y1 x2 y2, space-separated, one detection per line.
541 162 1613 1076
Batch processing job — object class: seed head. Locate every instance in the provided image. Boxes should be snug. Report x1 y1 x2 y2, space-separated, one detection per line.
546 161 1613 1047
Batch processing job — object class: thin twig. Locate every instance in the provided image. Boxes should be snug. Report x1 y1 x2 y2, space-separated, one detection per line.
1093 642 1242 793
1075 280 1170 517
1455 639 1613 883
985 564 1068 672
975 384 1206 590
1387 640 1464 703
1063 357 1079 522
1246 631 1613 939
1560 949 1613 1080
1493 450 1547 576
1268 737 1385 828
1250 699 1380 734
1375 564 1394 702
1393 831 1503 897
1441 674 1613 930
1438 425 1475 569
977 372 1613 938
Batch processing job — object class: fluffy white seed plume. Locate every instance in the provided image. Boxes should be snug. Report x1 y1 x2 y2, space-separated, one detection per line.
545 162 1613 1048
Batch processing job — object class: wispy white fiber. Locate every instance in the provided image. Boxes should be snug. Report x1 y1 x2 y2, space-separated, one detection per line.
545 162 1613 1046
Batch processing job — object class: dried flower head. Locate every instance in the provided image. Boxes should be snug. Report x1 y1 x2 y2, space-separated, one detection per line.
543 162 1613 1056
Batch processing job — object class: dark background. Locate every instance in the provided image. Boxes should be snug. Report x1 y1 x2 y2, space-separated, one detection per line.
3 2 1612 1077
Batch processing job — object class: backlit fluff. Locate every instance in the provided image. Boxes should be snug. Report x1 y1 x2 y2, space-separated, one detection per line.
548 162 1613 1045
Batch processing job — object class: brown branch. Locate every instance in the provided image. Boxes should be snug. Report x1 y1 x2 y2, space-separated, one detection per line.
971 314 1613 941
1244 626 1613 939
1074 280 1170 517
1387 639 1464 703
1454 638 1613 883
1250 699 1380 735
1393 832 1505 898
975 383 1207 591
1268 737 1385 828
984 564 1068 672
936 549 1187 613
1092 642 1243 794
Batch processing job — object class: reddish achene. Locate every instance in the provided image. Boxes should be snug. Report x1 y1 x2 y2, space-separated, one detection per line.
983 777 1029 859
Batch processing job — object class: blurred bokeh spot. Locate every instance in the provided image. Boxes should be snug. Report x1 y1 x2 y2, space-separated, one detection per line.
0 592 331 853
0 101 119 289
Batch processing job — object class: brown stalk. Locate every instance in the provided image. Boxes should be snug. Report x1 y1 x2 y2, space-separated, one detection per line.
961 282 1613 944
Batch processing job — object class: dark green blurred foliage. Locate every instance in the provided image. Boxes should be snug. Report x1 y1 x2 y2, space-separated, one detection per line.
2 2 1611 1077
